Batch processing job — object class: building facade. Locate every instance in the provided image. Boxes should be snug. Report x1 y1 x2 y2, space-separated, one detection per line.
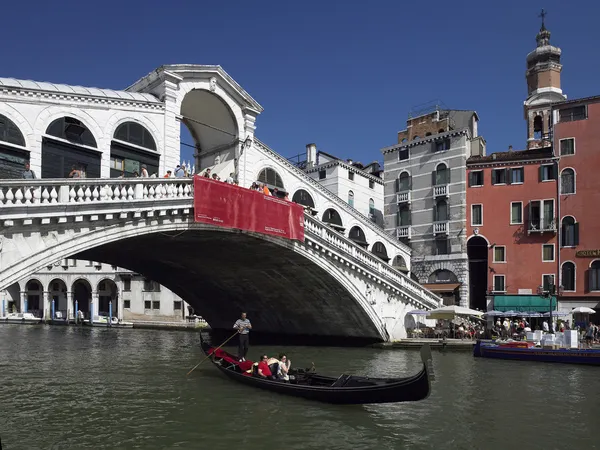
382 107 486 306
3 259 190 322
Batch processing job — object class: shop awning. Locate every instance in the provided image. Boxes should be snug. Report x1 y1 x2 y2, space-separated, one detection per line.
493 295 557 312
422 283 461 292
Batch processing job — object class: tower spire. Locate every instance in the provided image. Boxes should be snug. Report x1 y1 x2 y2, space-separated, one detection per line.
536 9 551 47
539 9 547 31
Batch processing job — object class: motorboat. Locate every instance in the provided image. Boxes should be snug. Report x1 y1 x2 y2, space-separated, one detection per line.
84 316 134 328
1 312 42 325
199 335 434 405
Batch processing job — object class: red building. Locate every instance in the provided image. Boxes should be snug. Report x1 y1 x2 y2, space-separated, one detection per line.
552 96 600 314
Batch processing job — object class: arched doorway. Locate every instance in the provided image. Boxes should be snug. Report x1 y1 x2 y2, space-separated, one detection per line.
348 226 368 248
42 116 100 178
3 282 21 314
25 279 43 316
72 279 92 319
426 269 460 306
48 279 68 317
98 279 119 318
468 236 488 310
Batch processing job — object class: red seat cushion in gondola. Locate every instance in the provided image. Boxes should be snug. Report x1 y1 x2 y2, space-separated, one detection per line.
208 347 254 371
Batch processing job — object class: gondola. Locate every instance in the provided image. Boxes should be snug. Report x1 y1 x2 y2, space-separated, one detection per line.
199 336 434 404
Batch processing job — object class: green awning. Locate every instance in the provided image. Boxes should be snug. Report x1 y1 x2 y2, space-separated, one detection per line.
493 295 557 312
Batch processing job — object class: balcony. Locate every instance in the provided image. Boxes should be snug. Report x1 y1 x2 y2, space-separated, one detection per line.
396 226 411 240
527 217 557 235
433 184 448 198
433 221 449 236
396 191 411 204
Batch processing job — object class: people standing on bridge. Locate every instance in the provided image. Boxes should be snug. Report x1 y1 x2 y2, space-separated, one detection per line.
22 161 36 179
233 312 252 362
140 164 149 177
175 165 185 177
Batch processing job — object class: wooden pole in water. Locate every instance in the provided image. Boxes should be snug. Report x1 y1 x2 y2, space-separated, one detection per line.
186 331 240 377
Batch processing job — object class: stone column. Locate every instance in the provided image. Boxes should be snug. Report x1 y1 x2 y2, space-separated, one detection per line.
20 291 26 313
91 291 99 321
118 290 124 321
68 291 74 320
42 291 49 320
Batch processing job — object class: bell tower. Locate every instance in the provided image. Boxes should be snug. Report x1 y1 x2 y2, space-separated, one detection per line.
524 10 567 149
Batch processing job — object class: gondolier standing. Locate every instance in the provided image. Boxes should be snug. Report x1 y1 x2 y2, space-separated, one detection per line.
234 312 252 362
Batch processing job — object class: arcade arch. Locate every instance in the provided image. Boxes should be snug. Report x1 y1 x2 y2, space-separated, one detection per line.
0 113 28 178
111 121 159 178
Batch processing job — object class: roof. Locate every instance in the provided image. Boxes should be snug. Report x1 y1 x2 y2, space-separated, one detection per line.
0 77 161 103
551 94 600 107
467 147 553 165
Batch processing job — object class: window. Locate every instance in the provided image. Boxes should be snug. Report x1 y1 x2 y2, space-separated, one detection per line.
434 238 449 255
348 191 354 207
144 301 151 310
511 202 523 224
152 301 160 310
533 116 543 140
529 200 555 231
434 199 448 222
397 205 410 226
292 189 315 208
539 164 556 181
111 265 118 271
561 217 579 247
493 246 506 263
493 275 506 292
559 105 586 123
318 170 326 180
114 122 157 150
143 279 160 292
124 300 131 309
510 167 524 184
434 165 449 185
590 261 600 291
435 138 451 152
560 138 575 156
369 198 375 216
560 168 575 194
123 278 131 292
87 261 93 267
399 149 409 161
257 168 285 189
542 244 555 262
0 114 26 147
492 168 507 185
369 180 374 189
561 262 575 291
542 274 555 292
46 117 97 148
174 301 182 311
471 204 483 226
348 171 354 181
98 281 106 291
397 172 410 191
469 171 483 187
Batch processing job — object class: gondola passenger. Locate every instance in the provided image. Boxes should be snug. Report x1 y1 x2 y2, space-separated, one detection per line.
257 355 275 380
277 354 291 381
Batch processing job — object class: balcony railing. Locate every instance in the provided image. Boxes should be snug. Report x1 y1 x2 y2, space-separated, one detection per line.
433 184 448 198
396 191 411 204
527 218 557 234
433 221 448 235
396 226 411 239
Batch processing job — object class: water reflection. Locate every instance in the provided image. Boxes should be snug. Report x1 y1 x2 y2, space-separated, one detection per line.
0 326 599 449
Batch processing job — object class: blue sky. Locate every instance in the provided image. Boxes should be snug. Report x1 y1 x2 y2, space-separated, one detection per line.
3 0 599 167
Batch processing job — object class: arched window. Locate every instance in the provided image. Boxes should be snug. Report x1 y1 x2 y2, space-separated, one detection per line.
369 198 375 216
0 114 25 147
561 216 579 247
560 168 575 194
438 128 445 133
43 117 100 178
590 260 600 292
397 171 411 192
427 269 458 284
533 115 543 140
435 199 448 222
348 190 354 207
397 205 410 226
292 189 315 208
322 208 343 228
371 242 389 262
435 164 449 185
561 262 575 291
413 136 420 141
401 138 408 143
348 226 367 246
392 255 408 272
425 132 432 137
258 168 285 189
114 122 156 150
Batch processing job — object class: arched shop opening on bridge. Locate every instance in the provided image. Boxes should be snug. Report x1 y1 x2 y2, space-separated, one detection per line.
371 242 390 263
97 279 119 317
348 226 368 248
0 113 28 178
322 208 344 233
468 236 489 311
423 269 460 306
257 167 287 197
392 255 409 274
292 189 316 212
42 116 100 178
25 279 43 315
48 278 68 316
110 122 158 178
72 278 92 318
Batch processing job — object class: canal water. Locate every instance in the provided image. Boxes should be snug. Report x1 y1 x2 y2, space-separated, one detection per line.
0 326 598 450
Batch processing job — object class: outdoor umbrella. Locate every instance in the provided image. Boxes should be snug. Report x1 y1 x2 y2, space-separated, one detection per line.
483 310 503 317
427 305 484 320
571 307 596 314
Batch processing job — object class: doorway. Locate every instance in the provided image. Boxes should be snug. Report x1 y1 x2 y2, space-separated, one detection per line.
467 236 488 311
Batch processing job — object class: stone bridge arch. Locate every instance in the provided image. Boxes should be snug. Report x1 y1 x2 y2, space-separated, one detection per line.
0 219 387 341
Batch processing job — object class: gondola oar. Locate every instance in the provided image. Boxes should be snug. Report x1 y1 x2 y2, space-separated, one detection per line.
186 331 240 377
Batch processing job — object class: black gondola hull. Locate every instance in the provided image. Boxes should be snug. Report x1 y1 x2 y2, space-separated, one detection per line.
199 338 434 405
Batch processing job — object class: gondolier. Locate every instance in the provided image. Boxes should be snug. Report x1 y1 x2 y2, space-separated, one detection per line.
233 312 252 362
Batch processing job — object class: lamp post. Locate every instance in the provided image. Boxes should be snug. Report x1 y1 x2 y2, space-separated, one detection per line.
537 283 563 333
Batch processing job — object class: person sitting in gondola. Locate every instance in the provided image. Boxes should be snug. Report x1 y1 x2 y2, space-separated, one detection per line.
257 355 275 380
277 354 291 381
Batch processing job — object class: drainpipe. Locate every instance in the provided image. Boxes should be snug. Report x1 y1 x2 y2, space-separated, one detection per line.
551 113 561 324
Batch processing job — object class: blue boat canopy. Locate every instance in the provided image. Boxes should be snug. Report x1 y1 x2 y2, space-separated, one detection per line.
493 295 557 312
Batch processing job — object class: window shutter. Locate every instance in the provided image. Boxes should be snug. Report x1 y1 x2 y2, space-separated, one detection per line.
560 224 566 247
447 168 451 183
574 222 580 245
468 172 473 187
491 170 495 185
481 170 484 185
433 204 437 222
395 178 399 192
408 211 412 225
539 165 543 182
505 168 511 185
432 171 436 186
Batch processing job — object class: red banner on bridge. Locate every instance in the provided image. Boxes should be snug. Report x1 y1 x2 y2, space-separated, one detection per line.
193 176 305 242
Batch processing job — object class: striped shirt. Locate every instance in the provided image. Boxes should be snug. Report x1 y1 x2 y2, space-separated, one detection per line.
234 318 251 334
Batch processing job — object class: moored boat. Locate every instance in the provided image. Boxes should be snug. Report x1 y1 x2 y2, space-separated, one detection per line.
84 316 134 328
199 336 434 404
474 340 600 366
1 313 42 325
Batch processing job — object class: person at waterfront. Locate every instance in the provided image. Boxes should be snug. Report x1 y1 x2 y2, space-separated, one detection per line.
257 354 274 380
585 323 594 348
225 173 234 184
140 164 149 177
233 312 252 361
277 354 291 381
22 161 36 179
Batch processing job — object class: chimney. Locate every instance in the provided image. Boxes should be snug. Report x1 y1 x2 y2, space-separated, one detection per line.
347 159 353 165
306 143 317 168
508 145 513 152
